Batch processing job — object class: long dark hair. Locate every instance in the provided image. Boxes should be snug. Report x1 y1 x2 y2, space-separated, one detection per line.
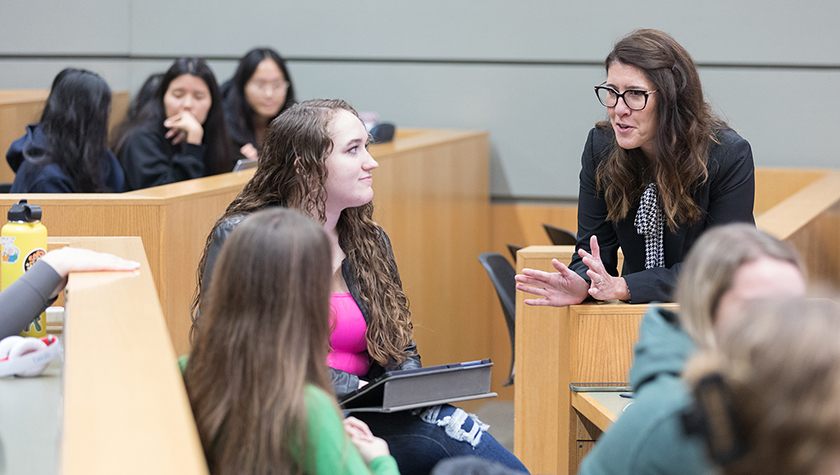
26 68 114 192
596 29 726 230
110 72 163 149
185 208 334 475
193 99 414 367
114 58 232 176
223 48 297 147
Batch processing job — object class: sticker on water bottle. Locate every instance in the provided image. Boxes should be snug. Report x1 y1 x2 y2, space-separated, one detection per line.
1 236 19 264
23 248 45 272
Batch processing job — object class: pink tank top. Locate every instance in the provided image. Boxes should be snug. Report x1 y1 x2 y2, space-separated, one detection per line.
327 293 369 376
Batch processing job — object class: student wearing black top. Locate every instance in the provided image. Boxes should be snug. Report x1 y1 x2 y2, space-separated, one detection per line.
221 48 296 160
115 58 232 191
6 68 125 193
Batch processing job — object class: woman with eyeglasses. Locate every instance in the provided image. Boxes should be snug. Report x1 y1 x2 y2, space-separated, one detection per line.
221 48 297 160
516 29 755 306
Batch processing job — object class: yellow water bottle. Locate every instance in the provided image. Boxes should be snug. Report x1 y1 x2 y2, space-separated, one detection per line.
1 200 48 338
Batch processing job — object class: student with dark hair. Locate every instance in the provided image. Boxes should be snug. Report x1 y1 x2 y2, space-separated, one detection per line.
6 68 125 193
221 47 296 160
114 58 232 190
110 72 164 150
184 208 398 475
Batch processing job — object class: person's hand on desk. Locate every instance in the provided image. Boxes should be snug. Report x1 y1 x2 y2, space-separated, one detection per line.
40 247 141 298
579 235 630 301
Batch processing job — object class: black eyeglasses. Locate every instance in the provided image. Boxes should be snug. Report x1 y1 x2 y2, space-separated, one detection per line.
594 82 657 111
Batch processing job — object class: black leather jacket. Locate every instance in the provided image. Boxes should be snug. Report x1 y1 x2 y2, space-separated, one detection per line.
201 212 422 398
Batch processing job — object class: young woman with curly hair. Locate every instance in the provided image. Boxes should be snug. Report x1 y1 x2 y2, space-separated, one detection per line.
192 99 528 475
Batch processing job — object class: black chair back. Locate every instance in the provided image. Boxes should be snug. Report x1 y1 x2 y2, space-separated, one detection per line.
478 252 517 387
542 223 577 245
506 244 522 263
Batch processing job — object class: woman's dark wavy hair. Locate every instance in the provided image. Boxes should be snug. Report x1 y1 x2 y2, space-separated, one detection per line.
192 99 414 366
223 48 296 146
596 29 726 230
110 72 163 149
26 68 114 192
114 58 232 176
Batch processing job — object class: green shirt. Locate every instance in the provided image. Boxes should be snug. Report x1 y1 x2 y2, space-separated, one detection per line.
178 355 399 475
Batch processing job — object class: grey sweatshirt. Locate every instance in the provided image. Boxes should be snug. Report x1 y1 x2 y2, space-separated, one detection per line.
0 260 62 339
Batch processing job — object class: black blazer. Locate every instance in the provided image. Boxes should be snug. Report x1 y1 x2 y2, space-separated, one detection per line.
568 126 756 303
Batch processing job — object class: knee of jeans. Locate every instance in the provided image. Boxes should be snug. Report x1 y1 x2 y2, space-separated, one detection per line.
419 405 490 447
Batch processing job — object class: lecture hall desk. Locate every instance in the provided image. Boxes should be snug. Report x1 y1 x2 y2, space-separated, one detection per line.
0 236 207 475
0 128 493 374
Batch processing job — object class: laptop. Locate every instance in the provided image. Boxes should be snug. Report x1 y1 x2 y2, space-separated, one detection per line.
232 158 258 172
338 359 497 413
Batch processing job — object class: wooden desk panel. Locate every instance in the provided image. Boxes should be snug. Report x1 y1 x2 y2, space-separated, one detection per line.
53 236 207 475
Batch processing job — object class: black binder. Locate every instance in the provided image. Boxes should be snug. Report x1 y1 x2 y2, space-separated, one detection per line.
338 359 497 413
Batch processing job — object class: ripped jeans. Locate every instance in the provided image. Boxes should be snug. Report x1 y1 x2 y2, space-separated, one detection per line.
350 404 530 475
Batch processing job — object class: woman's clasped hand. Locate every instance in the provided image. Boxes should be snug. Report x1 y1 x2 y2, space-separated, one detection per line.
515 235 629 306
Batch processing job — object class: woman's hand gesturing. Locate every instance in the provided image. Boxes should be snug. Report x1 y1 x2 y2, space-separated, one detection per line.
515 259 589 307
579 235 630 301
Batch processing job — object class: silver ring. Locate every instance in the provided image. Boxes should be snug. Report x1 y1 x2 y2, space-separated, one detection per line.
597 280 604 286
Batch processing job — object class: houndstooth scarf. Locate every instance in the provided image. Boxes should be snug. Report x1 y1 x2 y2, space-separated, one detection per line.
634 183 665 269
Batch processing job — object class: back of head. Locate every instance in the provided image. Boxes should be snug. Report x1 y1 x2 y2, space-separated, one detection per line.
37 68 112 192
115 58 232 176
684 296 840 475
225 47 297 141
186 207 333 475
676 223 804 348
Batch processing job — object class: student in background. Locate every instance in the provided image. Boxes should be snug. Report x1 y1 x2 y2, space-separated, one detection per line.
193 99 529 475
183 208 398 475
578 224 807 475
114 58 232 190
110 72 164 150
684 297 840 475
6 68 125 193
221 47 297 160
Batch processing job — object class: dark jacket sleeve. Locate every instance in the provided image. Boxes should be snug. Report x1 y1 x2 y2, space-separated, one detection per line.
0 260 62 339
120 126 206 191
200 215 246 310
569 127 621 281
